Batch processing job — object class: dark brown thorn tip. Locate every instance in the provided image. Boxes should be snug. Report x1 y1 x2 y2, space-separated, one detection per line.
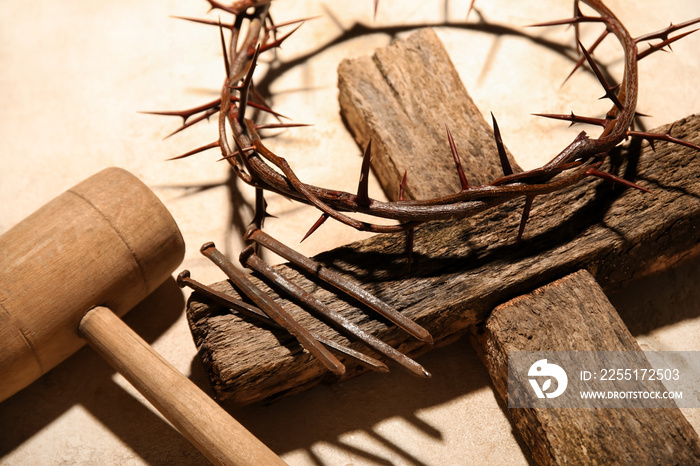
139 98 221 123
562 30 609 86
491 113 513 176
445 124 470 191
517 196 534 243
398 170 408 201
586 168 650 193
253 189 268 229
533 112 607 128
635 18 700 43
218 17 230 78
254 122 312 130
164 109 219 139
235 97 289 120
171 16 232 29
356 139 372 207
527 14 601 28
637 29 700 60
260 23 304 54
238 44 261 128
205 0 240 15
466 0 476 21
405 227 414 273
576 40 624 111
167 141 220 161
628 130 700 152
301 213 329 243
269 16 321 31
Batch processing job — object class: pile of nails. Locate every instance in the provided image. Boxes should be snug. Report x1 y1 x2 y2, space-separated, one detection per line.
178 227 432 378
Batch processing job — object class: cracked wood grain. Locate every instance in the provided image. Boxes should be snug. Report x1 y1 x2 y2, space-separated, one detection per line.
338 28 522 201
470 270 700 465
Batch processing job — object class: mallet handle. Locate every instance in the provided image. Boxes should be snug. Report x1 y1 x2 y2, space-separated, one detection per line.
79 305 286 466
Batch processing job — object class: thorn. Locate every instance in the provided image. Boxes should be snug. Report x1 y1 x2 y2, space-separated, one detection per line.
573 0 582 19
164 108 219 139
238 44 261 128
140 98 221 123
586 168 650 193
216 145 254 162
466 0 476 21
301 214 329 242
166 141 219 161
637 29 700 60
517 196 534 242
527 14 601 28
259 23 304 54
562 30 609 86
218 17 230 78
577 40 624 111
532 112 608 127
491 113 513 176
254 122 312 130
356 140 372 207
573 0 582 54
628 130 700 152
216 150 240 162
634 17 700 43
233 96 289 120
253 188 269 229
269 16 321 31
528 18 581 28
396 178 414 270
445 124 470 191
373 0 379 20
204 0 241 15
398 170 408 201
171 15 233 29
405 228 414 273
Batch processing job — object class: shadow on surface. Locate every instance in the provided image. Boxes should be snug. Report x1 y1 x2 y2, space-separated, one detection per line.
0 278 209 465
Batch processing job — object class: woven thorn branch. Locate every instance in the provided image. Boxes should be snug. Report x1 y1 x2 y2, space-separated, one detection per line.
153 0 699 248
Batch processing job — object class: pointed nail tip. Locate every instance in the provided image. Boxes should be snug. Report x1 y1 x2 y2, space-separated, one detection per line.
411 327 434 345
331 363 347 376
404 361 431 378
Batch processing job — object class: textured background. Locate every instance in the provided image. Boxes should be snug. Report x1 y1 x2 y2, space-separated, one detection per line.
1 1 699 464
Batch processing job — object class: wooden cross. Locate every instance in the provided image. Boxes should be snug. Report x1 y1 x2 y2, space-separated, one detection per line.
188 29 700 463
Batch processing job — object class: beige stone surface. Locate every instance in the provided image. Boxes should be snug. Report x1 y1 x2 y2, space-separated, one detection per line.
1 1 699 464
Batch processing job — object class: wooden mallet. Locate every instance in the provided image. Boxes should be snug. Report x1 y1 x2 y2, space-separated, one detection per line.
0 167 285 465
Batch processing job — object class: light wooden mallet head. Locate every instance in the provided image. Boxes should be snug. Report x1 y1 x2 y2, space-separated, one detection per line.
0 167 185 400
0 167 284 466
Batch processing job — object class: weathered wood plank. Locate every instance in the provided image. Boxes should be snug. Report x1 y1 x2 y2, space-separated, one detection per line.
470 270 700 464
337 28 521 201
